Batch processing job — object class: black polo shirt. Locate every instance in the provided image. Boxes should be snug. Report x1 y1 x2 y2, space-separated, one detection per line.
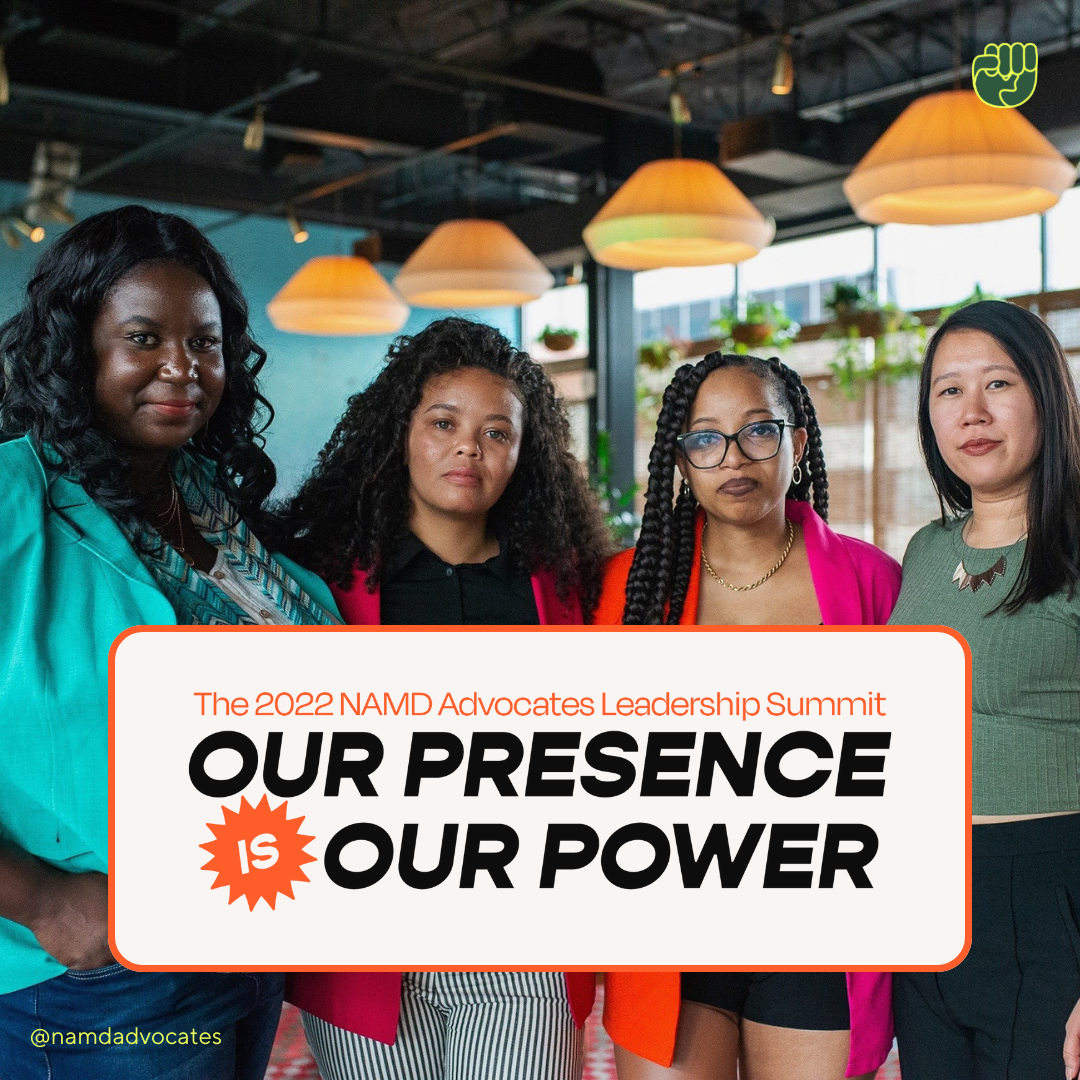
379 533 540 625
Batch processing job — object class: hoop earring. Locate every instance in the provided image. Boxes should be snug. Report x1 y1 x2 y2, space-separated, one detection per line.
792 460 803 486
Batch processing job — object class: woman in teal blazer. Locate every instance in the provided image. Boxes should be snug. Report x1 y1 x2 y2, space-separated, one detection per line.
0 205 338 1080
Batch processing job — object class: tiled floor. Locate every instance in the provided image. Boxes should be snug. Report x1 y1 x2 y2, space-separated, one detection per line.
266 996 901 1080
266 1004 320 1080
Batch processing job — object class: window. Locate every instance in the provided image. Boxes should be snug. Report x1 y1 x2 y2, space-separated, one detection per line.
877 217 1042 310
1045 185 1080 291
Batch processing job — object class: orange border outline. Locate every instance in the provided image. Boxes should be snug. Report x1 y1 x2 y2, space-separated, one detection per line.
108 623 972 974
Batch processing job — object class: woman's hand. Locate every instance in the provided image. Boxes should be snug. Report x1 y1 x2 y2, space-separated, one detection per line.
0 840 113 970
1065 995 1080 1080
29 868 113 970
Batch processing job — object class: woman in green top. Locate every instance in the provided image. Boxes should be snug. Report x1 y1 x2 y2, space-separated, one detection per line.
888 300 1080 1079
0 205 338 1080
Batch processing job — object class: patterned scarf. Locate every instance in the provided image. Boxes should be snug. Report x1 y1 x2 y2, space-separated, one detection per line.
123 453 338 627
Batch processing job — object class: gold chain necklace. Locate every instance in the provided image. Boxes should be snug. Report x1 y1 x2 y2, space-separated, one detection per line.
152 476 194 567
701 519 795 592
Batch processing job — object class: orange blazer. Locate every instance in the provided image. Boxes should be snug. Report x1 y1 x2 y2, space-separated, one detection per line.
595 500 902 1076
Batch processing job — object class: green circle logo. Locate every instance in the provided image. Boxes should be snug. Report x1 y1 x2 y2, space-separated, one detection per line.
972 43 1038 108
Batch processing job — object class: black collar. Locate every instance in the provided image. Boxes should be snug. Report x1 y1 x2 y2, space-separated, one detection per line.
384 532 513 582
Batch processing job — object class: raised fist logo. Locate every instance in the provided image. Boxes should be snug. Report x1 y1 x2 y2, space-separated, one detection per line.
972 43 1038 108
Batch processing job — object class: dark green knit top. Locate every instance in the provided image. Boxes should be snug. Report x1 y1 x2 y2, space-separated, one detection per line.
889 517 1080 815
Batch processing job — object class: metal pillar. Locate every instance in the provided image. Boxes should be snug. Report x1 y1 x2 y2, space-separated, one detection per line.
587 260 637 504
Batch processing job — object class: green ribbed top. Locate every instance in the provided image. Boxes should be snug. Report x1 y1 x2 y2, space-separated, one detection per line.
889 517 1080 815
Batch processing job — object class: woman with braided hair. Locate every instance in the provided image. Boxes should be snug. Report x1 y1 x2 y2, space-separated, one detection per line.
594 352 900 1080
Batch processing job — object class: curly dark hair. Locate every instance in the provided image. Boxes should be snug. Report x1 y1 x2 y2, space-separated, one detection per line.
0 204 274 528
274 316 612 616
623 352 828 625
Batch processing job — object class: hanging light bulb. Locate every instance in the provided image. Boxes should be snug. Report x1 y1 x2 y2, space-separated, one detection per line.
844 89 1078 225
11 216 44 242
394 220 554 308
243 104 266 153
0 45 9 108
583 158 774 270
286 208 309 243
267 239 410 336
772 34 794 95
669 89 692 126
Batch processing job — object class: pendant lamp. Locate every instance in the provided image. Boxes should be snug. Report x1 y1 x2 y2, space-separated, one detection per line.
582 158 775 270
266 243 410 336
843 89 1078 225
394 219 554 308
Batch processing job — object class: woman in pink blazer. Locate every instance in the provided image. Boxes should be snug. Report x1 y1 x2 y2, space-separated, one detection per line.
273 317 611 1080
592 352 900 1080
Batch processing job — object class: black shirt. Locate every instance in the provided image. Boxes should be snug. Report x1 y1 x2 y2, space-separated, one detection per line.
379 533 540 625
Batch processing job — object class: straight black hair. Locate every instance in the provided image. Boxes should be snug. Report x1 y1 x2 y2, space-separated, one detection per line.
918 300 1080 611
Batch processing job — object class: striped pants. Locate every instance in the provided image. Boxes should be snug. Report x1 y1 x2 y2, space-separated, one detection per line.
302 971 584 1080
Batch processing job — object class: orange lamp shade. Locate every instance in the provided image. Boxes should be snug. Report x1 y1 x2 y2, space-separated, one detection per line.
843 89 1078 225
582 158 775 270
394 220 554 308
266 255 410 336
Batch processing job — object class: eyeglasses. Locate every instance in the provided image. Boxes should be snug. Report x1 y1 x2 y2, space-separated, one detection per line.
676 419 787 470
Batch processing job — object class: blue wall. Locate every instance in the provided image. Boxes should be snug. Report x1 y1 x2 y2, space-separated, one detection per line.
0 181 520 493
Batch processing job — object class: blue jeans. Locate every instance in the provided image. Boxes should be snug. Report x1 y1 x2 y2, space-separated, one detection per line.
0 967 284 1080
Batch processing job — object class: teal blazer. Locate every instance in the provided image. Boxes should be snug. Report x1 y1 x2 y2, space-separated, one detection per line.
0 434 339 993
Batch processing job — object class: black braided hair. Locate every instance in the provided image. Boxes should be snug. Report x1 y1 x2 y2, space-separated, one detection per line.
623 352 829 625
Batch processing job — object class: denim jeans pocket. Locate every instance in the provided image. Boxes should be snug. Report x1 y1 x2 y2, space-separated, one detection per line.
62 963 125 982
1056 885 1080 972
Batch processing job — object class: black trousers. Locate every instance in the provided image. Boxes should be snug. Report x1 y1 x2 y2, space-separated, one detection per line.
895 813 1080 1080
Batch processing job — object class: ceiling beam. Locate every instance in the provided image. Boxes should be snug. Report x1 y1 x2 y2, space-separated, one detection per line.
433 0 739 62
8 83 418 158
595 0 739 37
106 0 680 123
201 123 527 235
433 0 581 61
844 26 916 80
78 69 320 188
614 0 926 98
292 123 523 206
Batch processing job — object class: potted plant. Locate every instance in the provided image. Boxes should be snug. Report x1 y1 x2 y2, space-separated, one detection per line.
537 325 579 351
712 301 799 354
823 282 912 338
637 339 685 371
823 284 926 398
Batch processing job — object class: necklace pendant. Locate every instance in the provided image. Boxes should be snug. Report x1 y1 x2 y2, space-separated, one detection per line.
952 555 1006 593
182 552 196 568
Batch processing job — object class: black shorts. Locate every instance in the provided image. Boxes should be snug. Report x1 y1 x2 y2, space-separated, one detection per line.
680 972 850 1030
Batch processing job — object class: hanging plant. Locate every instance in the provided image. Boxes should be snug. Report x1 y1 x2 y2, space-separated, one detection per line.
638 338 685 371
712 301 799 354
537 325 580 351
823 283 926 399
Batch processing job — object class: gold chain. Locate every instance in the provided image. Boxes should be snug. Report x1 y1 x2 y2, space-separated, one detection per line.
152 476 194 566
701 519 794 592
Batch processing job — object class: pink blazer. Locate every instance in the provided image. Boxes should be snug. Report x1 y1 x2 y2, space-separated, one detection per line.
286 562 594 1042
597 500 903 1078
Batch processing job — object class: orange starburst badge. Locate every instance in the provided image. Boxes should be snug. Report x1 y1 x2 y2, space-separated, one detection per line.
200 795 317 911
